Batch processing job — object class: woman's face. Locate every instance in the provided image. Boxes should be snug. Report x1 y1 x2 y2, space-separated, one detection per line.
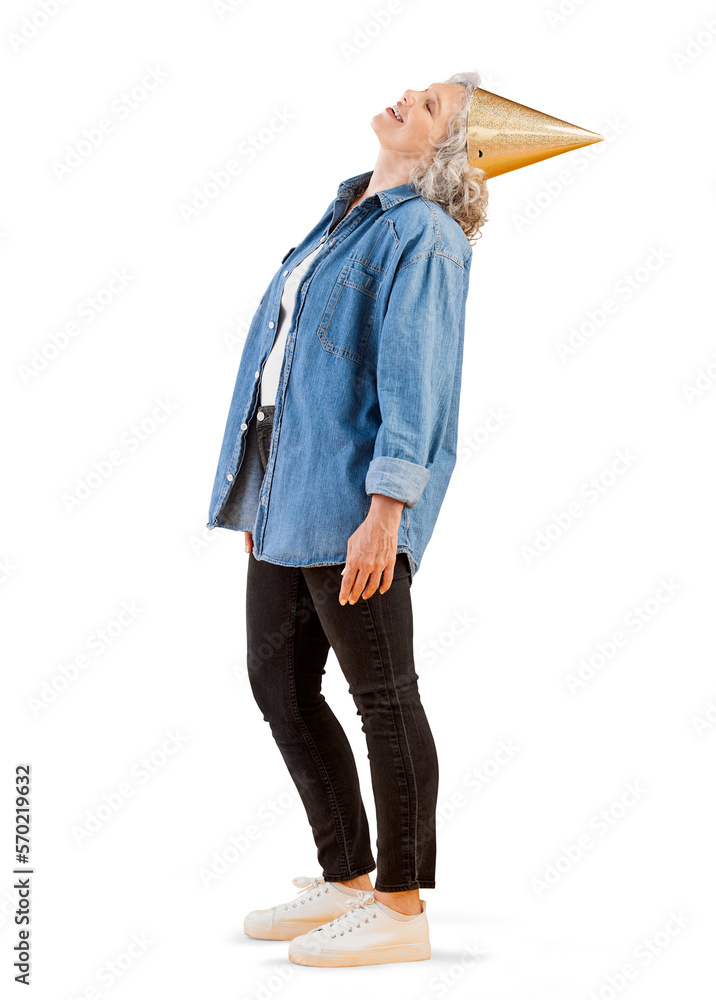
371 82 466 155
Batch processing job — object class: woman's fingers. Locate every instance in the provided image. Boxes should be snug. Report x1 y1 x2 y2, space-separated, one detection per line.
339 559 393 604
244 531 253 554
340 564 368 605
361 566 387 600
348 565 372 604
339 562 356 605
377 561 395 595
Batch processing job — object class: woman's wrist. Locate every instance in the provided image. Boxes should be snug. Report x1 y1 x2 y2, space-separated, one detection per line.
367 492 405 527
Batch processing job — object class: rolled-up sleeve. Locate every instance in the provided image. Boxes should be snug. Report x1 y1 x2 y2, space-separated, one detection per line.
365 251 466 509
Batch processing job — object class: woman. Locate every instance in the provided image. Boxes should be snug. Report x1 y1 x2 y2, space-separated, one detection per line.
206 70 488 967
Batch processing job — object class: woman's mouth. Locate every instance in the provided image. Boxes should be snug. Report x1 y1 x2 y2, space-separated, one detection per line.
386 104 404 122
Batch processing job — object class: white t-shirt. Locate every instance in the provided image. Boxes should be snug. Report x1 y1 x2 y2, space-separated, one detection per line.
260 241 325 406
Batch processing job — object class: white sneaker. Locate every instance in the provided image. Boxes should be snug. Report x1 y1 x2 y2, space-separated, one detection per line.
243 875 367 940
288 891 431 967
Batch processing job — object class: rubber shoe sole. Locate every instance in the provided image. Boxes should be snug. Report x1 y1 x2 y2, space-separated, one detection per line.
289 939 431 967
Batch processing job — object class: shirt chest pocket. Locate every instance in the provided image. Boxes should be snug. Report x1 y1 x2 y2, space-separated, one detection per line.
316 262 381 365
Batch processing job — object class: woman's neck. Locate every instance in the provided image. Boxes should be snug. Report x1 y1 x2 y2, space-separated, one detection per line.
359 150 426 202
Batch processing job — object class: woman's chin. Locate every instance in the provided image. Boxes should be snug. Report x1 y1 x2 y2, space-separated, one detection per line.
369 116 395 142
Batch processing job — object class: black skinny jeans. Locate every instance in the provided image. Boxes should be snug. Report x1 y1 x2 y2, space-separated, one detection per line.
245 403 439 892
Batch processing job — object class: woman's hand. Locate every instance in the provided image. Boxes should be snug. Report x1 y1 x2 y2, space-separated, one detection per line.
339 495 405 605
244 531 253 554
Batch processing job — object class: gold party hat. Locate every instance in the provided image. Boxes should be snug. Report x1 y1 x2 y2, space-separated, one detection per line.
467 88 603 178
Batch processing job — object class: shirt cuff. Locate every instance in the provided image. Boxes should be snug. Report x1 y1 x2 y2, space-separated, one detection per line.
365 456 430 509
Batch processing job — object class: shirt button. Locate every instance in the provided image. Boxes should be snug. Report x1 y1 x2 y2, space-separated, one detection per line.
329 239 335 247
226 473 234 482
283 270 289 276
240 422 247 430
268 321 275 329
254 371 259 378
257 411 265 421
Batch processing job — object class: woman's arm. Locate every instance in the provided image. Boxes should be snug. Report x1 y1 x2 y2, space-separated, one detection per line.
339 249 468 604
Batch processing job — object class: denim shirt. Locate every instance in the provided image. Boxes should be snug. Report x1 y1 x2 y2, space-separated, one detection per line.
205 169 473 580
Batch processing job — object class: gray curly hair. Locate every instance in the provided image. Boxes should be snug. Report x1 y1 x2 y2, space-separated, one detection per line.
408 70 488 245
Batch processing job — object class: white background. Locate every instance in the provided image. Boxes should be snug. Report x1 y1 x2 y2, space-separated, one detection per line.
3 0 715 997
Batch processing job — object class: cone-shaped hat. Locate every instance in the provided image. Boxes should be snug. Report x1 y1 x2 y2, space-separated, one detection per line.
467 88 603 178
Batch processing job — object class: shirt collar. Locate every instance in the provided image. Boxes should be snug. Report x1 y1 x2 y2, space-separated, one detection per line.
336 170 421 210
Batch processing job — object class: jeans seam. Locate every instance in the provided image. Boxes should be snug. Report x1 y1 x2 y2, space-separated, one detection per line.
374 881 421 891
322 863 376 882
360 593 419 890
286 568 352 873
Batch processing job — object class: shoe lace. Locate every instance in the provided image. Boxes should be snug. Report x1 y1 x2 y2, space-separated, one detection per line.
281 875 327 910
313 891 379 938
